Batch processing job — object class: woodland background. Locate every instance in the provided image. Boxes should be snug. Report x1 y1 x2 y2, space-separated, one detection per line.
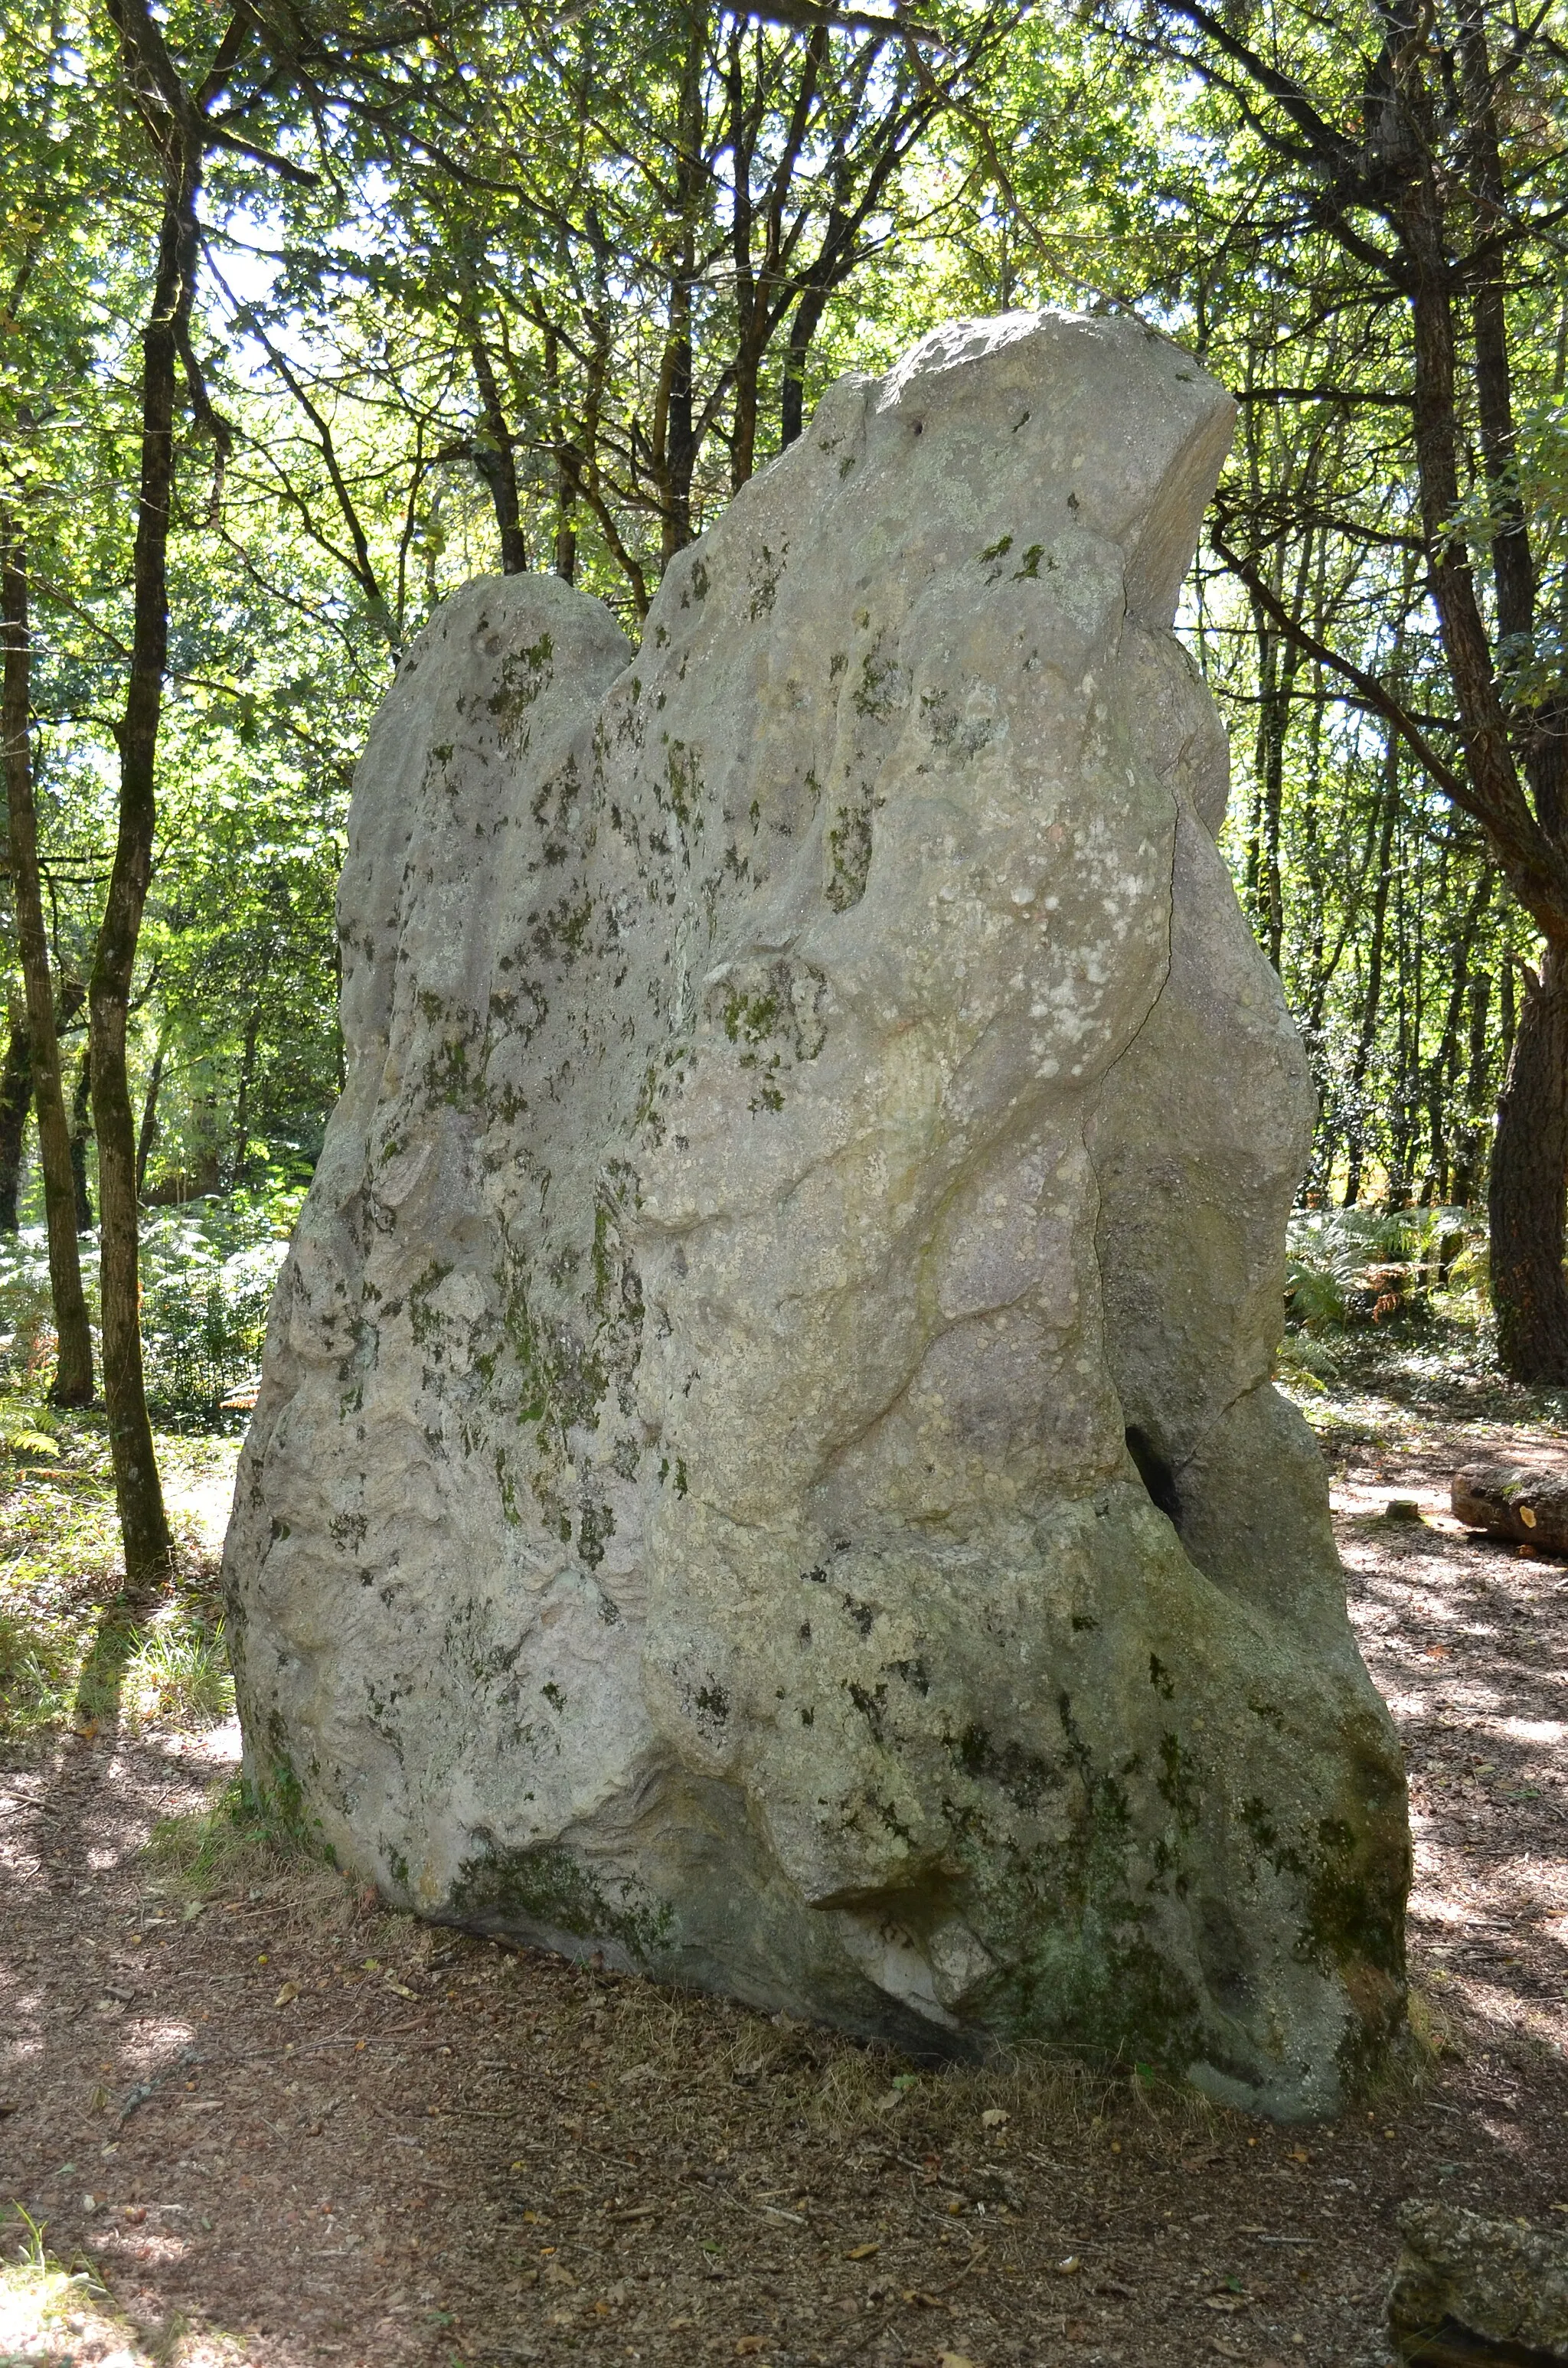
2 0 1566 1576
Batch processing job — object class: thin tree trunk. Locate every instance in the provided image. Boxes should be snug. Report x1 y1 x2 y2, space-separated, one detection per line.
780 276 831 449
1450 966 1493 1207
93 0 198 1582
1490 940 1568 1380
469 332 526 575
779 166 844 453
1245 615 1274 923
136 1030 165 1197
1341 734 1402 1206
1392 68 1568 1371
230 1005 260 1186
1248 533 1309 974
655 9 704 568
0 1016 31 1233
1 522 93 1403
544 325 577 583
1419 871 1490 1205
70 1047 93 1231
727 23 762 492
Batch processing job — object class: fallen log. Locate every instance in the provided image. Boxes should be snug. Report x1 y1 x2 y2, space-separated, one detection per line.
1451 1462 1568 1554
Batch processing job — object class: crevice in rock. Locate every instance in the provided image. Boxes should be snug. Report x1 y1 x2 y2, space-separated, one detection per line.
1125 1424 1183 1528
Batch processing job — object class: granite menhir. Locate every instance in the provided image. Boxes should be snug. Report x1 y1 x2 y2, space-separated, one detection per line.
223 312 1410 2118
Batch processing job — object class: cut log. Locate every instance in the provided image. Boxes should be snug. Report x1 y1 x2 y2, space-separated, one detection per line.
1451 1462 1568 1553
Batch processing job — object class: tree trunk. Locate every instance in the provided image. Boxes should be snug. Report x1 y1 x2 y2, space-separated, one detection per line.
90 16 193 1584
1450 965 1493 1207
70 1048 93 1231
780 273 833 449
1341 735 1402 1205
543 325 577 583
230 1005 260 1186
1489 939 1568 1383
469 332 527 575
136 1030 165 1197
1247 540 1308 975
0 1015 31 1233
1419 871 1489 1206
727 22 761 492
656 10 704 567
2 523 95 1404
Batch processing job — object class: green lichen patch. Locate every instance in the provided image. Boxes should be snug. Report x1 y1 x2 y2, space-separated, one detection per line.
486 632 555 747
451 1840 675 1965
748 542 786 619
826 793 874 912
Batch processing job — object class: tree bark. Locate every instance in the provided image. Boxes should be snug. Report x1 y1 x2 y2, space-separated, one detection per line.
1368 21 1568 1364
1450 965 1493 1207
1154 3 1568 1361
1488 940 1568 1381
726 21 763 492
136 1030 165 1197
1 523 94 1403
1452 1460 1568 1552
70 1047 93 1231
92 0 209 1582
1341 733 1402 1205
1418 871 1489 1206
0 1015 31 1233
655 8 704 567
469 333 527 574
780 273 833 449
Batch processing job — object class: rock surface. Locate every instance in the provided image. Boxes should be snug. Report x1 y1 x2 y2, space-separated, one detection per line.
1388 2200 1568 2363
223 311 1409 2117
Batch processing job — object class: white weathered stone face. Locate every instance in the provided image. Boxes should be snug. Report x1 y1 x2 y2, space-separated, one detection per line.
223 312 1408 2118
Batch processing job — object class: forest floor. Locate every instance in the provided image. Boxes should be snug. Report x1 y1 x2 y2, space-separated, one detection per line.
2 1323 1566 2368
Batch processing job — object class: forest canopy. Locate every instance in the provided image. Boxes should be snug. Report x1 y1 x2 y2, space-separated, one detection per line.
2 0 1566 1570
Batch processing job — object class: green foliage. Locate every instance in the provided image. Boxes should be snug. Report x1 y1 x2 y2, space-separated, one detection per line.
144 1774 300 1893
0 1592 85 1738
0 1190 292 1419
122 1609 234 1729
0 1400 122 1738
0 1396 237 1740
1 0 1559 1436
1285 1207 1488 1335
136 1195 296 1423
0 2201 119 2363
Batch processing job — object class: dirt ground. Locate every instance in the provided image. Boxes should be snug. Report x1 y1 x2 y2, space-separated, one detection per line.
2 1394 1566 2368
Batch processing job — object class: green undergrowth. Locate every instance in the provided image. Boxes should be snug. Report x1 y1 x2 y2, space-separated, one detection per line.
145 1747 353 1903
1278 1204 1568 1437
1278 1311 1568 1442
0 1396 240 1745
145 1775 309 1896
0 1187 299 1426
0 2196 247 2366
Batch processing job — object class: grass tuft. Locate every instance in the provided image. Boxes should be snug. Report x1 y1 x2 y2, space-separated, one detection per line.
0 2205 116 2366
122 1609 234 1729
144 1777 359 1937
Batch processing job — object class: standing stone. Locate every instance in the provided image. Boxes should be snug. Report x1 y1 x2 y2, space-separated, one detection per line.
222 312 1409 2118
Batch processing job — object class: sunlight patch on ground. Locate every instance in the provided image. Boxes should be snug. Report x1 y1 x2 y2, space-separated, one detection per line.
0 2242 248 2366
162 1459 240 1560
156 1719 243 1768
0 2250 138 2368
